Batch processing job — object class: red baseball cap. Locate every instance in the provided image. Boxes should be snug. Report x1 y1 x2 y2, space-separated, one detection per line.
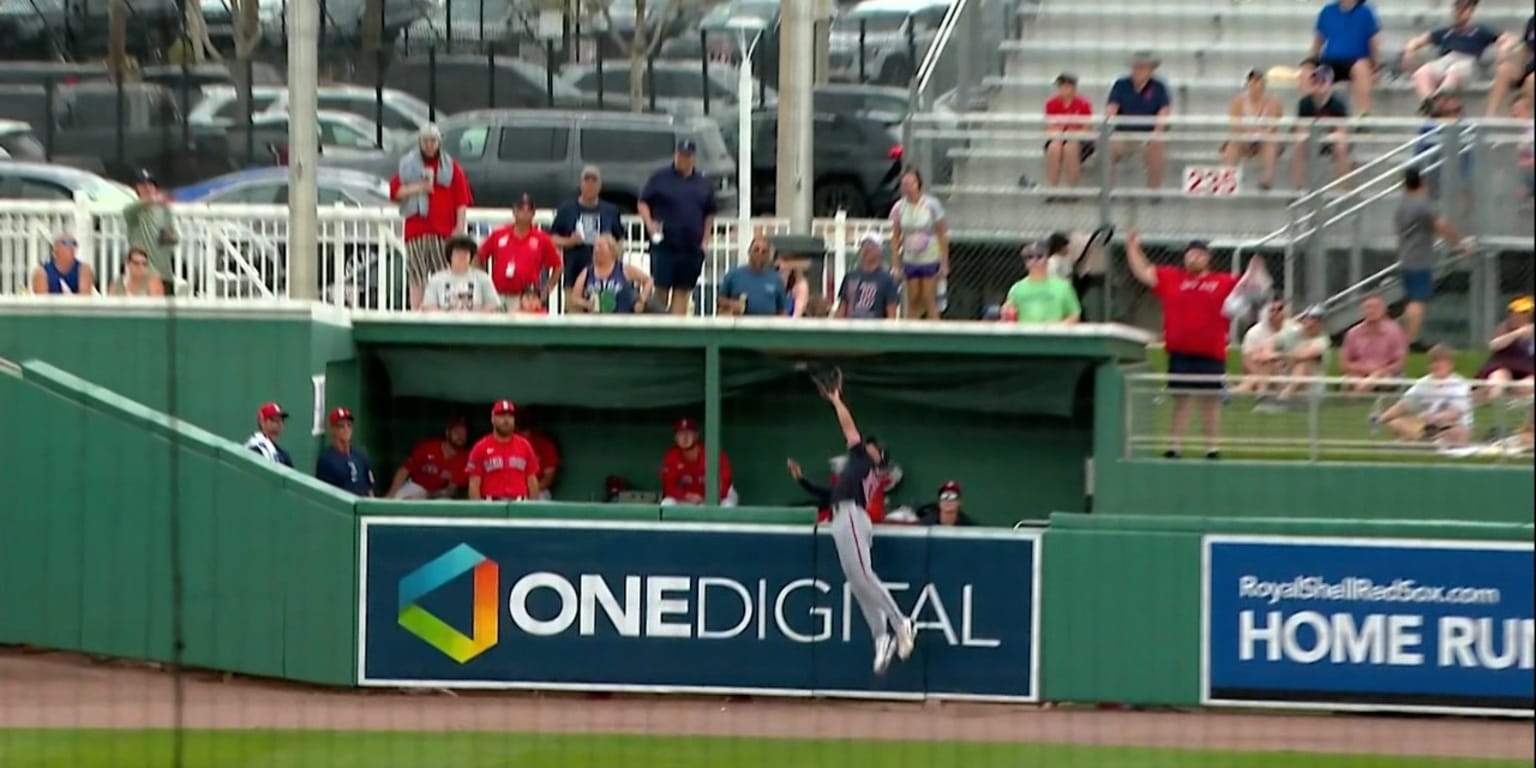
328 407 354 426
491 399 517 416
256 402 288 421
938 480 963 498
674 417 698 433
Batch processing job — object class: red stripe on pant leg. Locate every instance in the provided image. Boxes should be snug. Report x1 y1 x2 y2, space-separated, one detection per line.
846 509 873 579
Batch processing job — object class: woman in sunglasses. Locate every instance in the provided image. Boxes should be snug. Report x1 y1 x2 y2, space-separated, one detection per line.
31 233 97 296
109 247 165 297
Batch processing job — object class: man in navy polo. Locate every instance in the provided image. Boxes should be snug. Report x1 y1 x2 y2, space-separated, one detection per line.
1106 51 1172 190
315 407 375 496
639 139 718 316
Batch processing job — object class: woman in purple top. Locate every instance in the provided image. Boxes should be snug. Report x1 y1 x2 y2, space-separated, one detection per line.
887 169 949 322
1478 295 1535 401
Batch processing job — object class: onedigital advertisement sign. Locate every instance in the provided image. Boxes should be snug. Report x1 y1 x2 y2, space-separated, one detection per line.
1203 535 1535 716
358 518 1040 701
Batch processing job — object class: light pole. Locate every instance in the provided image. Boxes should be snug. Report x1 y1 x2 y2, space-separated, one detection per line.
724 16 767 260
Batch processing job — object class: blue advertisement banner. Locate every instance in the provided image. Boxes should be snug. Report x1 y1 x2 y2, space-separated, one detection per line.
1203 535 1535 716
358 518 1040 701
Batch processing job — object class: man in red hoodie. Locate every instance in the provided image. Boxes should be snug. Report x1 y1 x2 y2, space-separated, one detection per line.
660 418 738 506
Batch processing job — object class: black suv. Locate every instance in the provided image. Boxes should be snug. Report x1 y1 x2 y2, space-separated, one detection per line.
718 109 902 217
413 109 737 212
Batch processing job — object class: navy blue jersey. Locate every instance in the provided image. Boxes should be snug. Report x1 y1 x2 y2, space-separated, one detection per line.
316 445 374 496
830 440 881 508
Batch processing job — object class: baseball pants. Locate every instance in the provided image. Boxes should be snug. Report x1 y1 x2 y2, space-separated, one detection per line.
829 501 906 641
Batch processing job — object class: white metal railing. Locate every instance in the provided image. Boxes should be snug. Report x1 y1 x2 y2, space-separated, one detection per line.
0 202 892 314
1126 372 1536 465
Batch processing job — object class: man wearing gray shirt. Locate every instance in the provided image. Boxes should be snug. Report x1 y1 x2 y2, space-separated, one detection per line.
122 169 178 291
421 237 503 313
1395 168 1470 347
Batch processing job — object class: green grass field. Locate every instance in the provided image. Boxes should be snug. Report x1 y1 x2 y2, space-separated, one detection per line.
0 731 1525 768
1134 348 1533 464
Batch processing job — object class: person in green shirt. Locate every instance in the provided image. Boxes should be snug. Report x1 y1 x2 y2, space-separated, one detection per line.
1003 245 1081 324
122 169 179 291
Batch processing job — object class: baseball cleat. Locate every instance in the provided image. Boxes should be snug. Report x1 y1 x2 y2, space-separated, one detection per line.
896 617 916 661
873 635 896 675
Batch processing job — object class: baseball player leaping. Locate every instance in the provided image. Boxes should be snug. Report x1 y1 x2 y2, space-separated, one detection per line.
814 368 916 675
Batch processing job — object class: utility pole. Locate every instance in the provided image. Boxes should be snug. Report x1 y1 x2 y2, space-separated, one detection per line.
286 0 320 300
774 0 815 231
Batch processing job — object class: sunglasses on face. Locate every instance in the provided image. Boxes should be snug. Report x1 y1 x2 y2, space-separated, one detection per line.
57 239 77 248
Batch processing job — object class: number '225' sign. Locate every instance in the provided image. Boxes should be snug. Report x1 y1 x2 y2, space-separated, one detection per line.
1183 166 1242 197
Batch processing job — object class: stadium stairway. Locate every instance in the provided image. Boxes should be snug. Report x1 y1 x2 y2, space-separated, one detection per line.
932 0 1533 243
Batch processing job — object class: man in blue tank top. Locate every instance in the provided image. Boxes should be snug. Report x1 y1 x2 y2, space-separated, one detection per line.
31 233 96 296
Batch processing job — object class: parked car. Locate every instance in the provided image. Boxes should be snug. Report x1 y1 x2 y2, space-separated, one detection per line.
370 108 737 212
0 120 46 161
190 84 429 147
828 0 951 85
372 54 591 115
559 59 775 116
172 166 392 206
241 110 396 161
716 108 901 217
0 159 134 203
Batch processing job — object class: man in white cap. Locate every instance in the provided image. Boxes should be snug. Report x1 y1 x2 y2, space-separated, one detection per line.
836 235 900 320
390 123 474 309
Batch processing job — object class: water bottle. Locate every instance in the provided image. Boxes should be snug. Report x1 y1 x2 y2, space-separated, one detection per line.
936 277 949 314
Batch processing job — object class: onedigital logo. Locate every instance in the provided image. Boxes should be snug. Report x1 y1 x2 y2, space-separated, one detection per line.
398 544 499 663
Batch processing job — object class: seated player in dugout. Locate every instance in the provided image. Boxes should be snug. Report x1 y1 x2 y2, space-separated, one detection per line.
660 418 738 507
386 417 471 500
513 409 561 501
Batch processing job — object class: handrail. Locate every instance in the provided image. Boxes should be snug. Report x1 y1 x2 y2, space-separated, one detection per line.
1288 127 1444 215
913 0 969 101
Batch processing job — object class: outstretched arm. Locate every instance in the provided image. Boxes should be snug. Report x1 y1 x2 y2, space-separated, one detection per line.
815 370 861 446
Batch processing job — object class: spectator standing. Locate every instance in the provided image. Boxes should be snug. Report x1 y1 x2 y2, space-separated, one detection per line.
315 407 375 496
1002 245 1080 324
1375 344 1474 447
549 165 626 290
386 418 471 500
108 247 164 297
1127 233 1267 458
660 418 738 506
1222 69 1284 191
1044 72 1094 190
1106 51 1172 190
1487 14 1534 116
718 235 787 317
1394 168 1471 347
888 169 949 321
639 139 718 316
1236 300 1298 397
480 194 562 306
391 123 473 310
1308 0 1382 117
1477 295 1535 401
1340 294 1408 391
31 233 96 296
1403 0 1515 113
467 400 542 501
123 169 178 287
1293 65 1353 188
568 234 654 314
779 256 812 318
837 236 900 320
244 402 292 467
421 236 502 313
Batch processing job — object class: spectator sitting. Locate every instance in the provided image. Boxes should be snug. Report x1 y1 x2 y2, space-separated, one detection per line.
480 193 562 307
660 418 738 506
1487 14 1534 116
1002 244 1081 324
1402 0 1516 114
916 480 975 527
244 402 292 467
1263 305 1332 409
1293 64 1353 188
315 407 375 496
421 236 502 313
1106 51 1172 190
108 246 164 297
1413 92 1474 189
1308 0 1383 117
1222 69 1284 191
568 234 654 314
549 165 625 293
1235 299 1298 397
385 418 470 499
32 233 96 296
837 236 900 320
391 124 473 309
1476 295 1535 401
1340 294 1409 392
777 254 813 318
1043 72 1094 190
1374 344 1474 447
718 235 788 317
